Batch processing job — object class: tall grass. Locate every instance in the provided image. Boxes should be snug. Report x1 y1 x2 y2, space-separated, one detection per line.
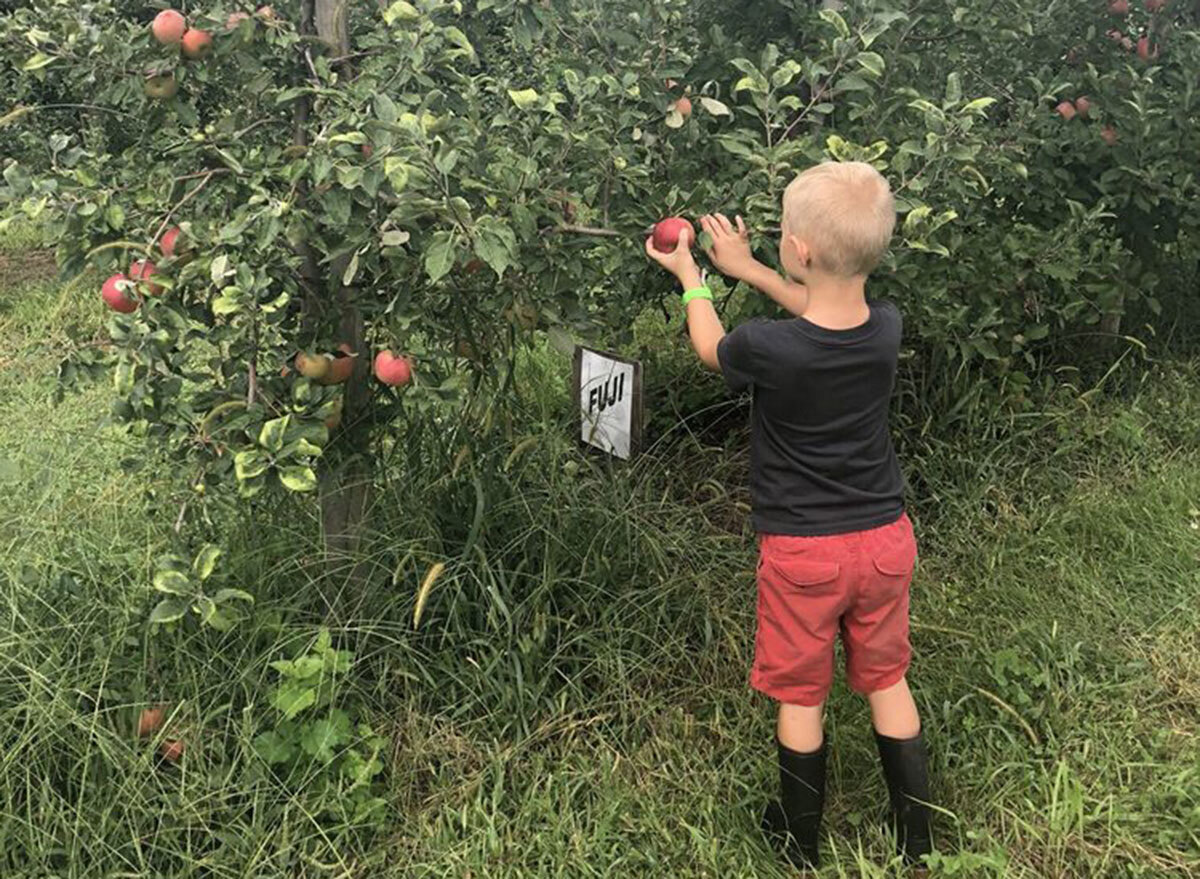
1 225 1198 877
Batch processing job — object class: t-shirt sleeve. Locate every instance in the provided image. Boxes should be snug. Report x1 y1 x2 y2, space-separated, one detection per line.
716 321 765 394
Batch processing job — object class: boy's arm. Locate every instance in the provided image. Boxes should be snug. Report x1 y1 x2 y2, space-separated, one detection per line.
700 213 809 317
644 235 725 372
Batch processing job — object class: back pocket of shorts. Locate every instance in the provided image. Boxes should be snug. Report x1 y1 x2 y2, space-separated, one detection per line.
872 544 916 578
766 557 840 589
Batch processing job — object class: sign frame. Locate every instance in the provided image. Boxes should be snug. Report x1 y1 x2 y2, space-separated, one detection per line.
571 345 644 460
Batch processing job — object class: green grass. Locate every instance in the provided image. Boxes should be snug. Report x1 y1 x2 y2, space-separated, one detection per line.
1 224 1198 877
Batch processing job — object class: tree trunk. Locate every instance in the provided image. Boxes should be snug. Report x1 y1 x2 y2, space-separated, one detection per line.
304 0 372 589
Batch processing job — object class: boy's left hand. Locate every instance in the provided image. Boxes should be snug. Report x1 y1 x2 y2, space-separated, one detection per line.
645 232 703 289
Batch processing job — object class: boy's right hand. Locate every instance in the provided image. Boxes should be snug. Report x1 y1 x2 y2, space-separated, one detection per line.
700 213 757 280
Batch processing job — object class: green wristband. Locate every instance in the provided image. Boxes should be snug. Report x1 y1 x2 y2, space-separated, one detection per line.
681 286 713 306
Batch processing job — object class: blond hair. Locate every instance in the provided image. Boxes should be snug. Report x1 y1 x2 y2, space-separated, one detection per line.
782 161 895 277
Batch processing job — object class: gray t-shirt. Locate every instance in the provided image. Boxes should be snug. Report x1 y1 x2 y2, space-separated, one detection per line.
716 301 905 536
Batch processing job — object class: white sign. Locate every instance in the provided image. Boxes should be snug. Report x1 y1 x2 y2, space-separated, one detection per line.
575 347 642 460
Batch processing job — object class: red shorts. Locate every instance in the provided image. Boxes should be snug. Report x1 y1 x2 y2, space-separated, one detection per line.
751 513 917 706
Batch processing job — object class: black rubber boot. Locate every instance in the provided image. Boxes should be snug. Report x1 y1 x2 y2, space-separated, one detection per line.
761 738 827 871
875 730 933 870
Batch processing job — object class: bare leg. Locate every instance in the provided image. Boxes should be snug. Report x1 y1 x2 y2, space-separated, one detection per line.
777 702 825 753
866 676 920 738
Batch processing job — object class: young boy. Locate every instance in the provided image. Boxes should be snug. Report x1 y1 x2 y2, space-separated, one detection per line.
646 161 933 876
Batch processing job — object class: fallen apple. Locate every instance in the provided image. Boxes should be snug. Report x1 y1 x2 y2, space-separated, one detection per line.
160 739 185 762
137 706 166 738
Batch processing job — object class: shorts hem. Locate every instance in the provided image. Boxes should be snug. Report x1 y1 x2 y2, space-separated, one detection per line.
847 662 910 696
750 672 830 706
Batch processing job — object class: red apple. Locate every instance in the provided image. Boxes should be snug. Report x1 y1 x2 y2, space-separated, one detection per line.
1074 96 1091 118
318 345 357 385
1101 126 1119 146
1107 28 1124 42
674 97 692 117
225 11 250 31
144 73 178 100
361 143 374 159
137 706 166 738
181 29 213 60
373 350 413 387
294 352 331 380
160 739 185 762
101 274 138 313
651 217 695 253
1109 0 1130 13
256 5 276 20
1137 35 1159 60
1145 0 1167 11
129 260 164 295
152 9 187 45
1122 36 1134 51
160 226 183 258
1055 100 1077 121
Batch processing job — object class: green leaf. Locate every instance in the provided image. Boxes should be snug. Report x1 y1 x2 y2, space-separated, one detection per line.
699 97 731 117
211 289 242 316
234 449 271 481
210 254 229 287
442 26 476 62
342 249 360 286
374 93 398 125
383 1 419 24
105 203 125 230
944 72 962 107
960 97 997 116
507 89 540 110
856 52 885 78
153 570 191 596
194 595 217 624
22 53 56 71
278 466 317 492
214 588 255 604
253 730 295 764
192 544 222 582
273 682 317 720
383 157 409 191
664 109 684 129
299 711 351 763
381 229 410 247
149 598 188 624
819 8 851 38
114 360 134 395
424 231 456 282
259 416 290 453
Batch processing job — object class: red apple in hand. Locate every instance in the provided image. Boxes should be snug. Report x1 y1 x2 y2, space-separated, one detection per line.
129 260 163 295
101 274 138 313
1055 101 1077 121
181 29 213 59
152 9 187 45
651 217 695 253
374 350 413 387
